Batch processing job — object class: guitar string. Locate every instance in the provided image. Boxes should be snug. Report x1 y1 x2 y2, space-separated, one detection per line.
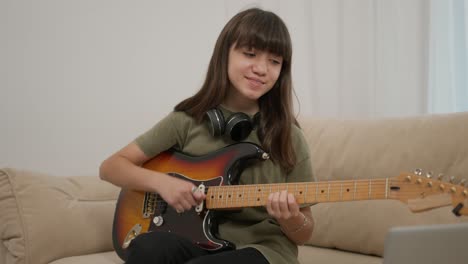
204 181 463 208
150 179 463 209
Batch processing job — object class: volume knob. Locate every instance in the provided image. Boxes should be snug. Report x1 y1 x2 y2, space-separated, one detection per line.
153 215 164 226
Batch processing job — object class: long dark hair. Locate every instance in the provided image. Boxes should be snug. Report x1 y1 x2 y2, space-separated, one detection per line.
175 8 298 171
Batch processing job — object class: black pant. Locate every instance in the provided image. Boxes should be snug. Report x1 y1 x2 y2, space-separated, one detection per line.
125 231 269 264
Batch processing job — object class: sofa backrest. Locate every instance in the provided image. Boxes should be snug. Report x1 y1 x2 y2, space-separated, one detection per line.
1 112 467 263
0 169 120 264
299 111 468 256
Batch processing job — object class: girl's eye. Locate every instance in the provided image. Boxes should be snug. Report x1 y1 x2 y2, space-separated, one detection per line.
270 59 282 65
244 52 255 57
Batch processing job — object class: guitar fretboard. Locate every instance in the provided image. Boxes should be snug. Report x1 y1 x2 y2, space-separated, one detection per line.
205 178 391 209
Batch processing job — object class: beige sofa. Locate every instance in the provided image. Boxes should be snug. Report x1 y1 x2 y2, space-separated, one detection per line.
2 112 468 264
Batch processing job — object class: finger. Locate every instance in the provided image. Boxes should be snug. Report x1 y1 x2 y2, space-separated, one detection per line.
271 192 280 213
279 190 289 216
287 193 300 216
180 197 193 210
175 204 184 213
266 193 274 215
192 188 206 203
183 187 198 206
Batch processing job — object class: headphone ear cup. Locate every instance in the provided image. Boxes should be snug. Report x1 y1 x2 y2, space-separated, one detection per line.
225 113 253 141
205 108 225 137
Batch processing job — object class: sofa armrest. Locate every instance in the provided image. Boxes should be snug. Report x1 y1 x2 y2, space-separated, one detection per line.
0 168 120 264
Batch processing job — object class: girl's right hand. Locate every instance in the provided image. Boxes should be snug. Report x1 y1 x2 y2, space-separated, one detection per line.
99 142 206 213
156 174 206 213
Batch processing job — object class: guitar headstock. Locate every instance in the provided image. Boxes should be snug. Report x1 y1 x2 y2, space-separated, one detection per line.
389 170 468 216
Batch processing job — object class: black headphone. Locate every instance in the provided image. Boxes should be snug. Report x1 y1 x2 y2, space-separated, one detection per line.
205 108 260 141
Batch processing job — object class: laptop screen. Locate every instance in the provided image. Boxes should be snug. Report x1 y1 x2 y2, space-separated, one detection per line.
383 223 468 264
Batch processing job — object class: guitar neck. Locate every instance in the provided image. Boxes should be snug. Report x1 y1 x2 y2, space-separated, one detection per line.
205 178 392 209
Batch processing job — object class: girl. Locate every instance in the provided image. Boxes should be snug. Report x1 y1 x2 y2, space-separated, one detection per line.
100 7 314 264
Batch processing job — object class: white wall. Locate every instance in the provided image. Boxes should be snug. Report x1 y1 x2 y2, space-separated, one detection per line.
0 0 428 176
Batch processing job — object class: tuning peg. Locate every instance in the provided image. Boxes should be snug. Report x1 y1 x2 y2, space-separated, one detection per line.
459 179 466 186
449 176 456 183
450 187 458 193
437 173 444 181
414 169 423 176
426 171 433 179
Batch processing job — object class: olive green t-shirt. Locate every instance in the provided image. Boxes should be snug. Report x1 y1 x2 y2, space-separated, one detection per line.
135 108 313 264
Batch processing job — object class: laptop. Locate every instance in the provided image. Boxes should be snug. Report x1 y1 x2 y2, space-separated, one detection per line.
383 223 468 264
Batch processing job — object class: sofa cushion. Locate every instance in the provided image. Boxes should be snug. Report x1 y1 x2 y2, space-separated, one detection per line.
0 168 120 264
48 251 122 264
299 112 468 256
298 245 382 264
47 248 379 264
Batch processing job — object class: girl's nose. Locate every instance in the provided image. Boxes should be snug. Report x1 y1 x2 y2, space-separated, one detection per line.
252 58 267 75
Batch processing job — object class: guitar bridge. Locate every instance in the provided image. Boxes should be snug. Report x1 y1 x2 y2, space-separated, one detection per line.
142 192 158 218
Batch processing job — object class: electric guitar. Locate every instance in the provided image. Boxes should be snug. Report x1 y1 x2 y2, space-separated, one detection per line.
112 142 468 261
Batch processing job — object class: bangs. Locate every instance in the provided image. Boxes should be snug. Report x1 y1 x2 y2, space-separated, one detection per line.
231 10 292 60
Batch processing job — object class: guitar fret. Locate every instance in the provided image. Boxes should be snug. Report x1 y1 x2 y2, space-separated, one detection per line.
245 186 250 207
242 186 246 207
250 185 253 206
219 187 223 208
242 185 245 207
258 186 261 206
234 187 237 206
369 179 372 199
295 183 298 200
249 185 257 205
213 186 218 208
250 185 254 206
252 185 256 206
225 186 228 207
258 185 262 206
315 183 318 202
232 186 236 207
305 183 308 204
256 185 261 206
219 187 223 207
232 185 237 207
385 178 389 199
327 183 330 201
221 186 225 208
210 186 214 208
269 185 272 204
353 181 357 200
239 186 244 207
225 187 229 207
340 182 343 201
